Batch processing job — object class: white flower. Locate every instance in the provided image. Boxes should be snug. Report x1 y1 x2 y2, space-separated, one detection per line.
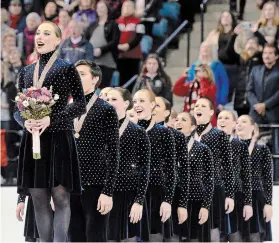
15 96 19 101
50 99 55 105
54 94 59 101
31 98 37 103
41 104 46 108
22 101 29 107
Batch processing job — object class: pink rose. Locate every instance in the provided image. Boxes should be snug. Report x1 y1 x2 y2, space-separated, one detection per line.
38 95 51 103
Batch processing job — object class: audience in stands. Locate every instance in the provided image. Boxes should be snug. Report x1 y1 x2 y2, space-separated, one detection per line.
253 1 279 46
59 20 94 64
173 64 217 125
73 0 97 28
247 43 279 125
179 42 229 111
133 53 173 104
2 32 18 62
1 8 16 41
8 0 26 34
42 1 59 24
58 9 71 40
55 0 79 13
117 0 144 88
206 11 240 106
85 0 120 88
236 37 263 116
23 12 41 60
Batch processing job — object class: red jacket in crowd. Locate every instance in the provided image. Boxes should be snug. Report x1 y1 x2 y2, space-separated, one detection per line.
173 76 217 126
116 15 144 59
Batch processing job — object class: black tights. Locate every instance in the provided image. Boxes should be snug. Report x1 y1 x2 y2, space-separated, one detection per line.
29 185 71 242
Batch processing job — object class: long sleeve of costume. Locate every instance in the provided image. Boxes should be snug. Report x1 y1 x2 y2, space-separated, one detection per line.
261 146 273 205
14 68 26 127
163 130 176 204
134 128 151 205
247 68 260 106
173 76 190 97
240 142 252 206
220 132 235 199
17 194 26 204
202 147 214 209
50 64 86 124
102 106 120 196
176 134 190 209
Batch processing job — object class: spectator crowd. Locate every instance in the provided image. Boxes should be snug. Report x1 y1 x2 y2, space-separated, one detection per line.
1 0 279 185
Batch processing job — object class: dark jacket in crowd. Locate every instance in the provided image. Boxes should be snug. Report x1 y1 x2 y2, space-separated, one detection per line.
132 74 173 105
235 52 263 110
85 20 120 64
59 36 94 64
218 32 240 65
247 63 279 124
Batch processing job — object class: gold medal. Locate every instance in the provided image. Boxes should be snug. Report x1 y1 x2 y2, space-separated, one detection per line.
74 132 80 139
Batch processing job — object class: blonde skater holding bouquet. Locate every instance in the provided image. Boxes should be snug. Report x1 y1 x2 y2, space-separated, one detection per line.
14 21 86 242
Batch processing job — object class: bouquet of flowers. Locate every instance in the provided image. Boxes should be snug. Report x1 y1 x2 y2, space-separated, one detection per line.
15 86 59 159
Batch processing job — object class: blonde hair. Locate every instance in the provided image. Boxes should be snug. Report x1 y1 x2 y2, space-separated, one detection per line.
39 21 62 39
199 42 213 61
135 89 156 103
258 1 279 26
218 110 237 121
238 114 256 125
216 11 237 34
196 64 215 84
3 32 16 41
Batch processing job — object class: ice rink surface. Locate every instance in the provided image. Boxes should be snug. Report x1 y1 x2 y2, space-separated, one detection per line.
1 186 279 242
